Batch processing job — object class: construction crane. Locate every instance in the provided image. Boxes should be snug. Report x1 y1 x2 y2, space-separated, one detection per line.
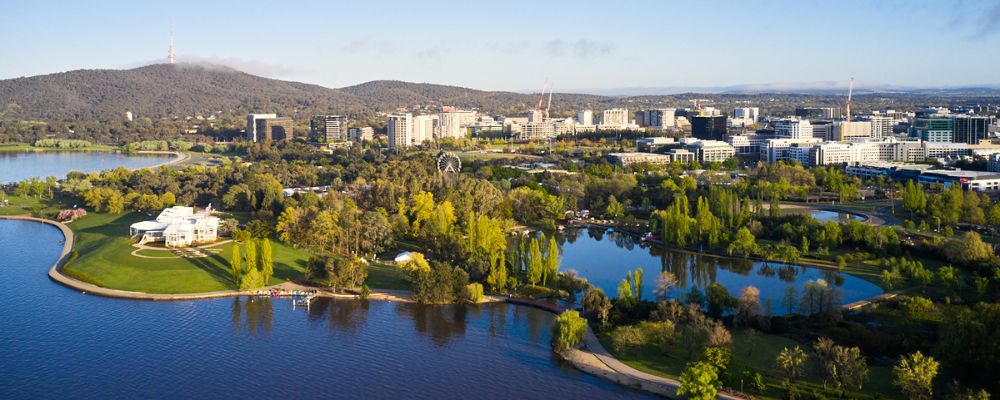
845 77 854 122
545 84 553 121
535 78 548 116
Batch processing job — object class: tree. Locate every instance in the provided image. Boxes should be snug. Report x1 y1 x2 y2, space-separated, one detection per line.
616 278 636 308
727 227 758 257
705 283 734 318
677 361 719 400
653 271 679 301
777 346 808 380
605 194 623 220
552 310 586 352
827 345 869 392
893 351 939 400
245 240 257 274
527 238 543 285
326 257 367 292
943 231 993 265
543 235 559 287
230 244 242 286
260 239 273 285
486 252 509 293
781 286 797 314
735 286 762 328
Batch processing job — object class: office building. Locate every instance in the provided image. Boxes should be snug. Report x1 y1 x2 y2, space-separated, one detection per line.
795 107 841 120
602 108 629 126
637 108 676 130
775 119 812 139
833 121 873 142
690 115 728 140
387 113 412 149
412 114 436 145
636 137 676 152
246 114 294 142
762 138 823 163
437 111 464 139
577 110 594 126
310 115 348 147
953 115 994 145
911 117 955 143
730 107 759 127
348 127 374 143
688 140 736 163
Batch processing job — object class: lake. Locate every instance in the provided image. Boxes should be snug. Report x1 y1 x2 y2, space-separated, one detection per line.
0 219 653 399
0 151 175 183
555 228 882 313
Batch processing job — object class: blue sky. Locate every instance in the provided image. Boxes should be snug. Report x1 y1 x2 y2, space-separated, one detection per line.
2 0 999 91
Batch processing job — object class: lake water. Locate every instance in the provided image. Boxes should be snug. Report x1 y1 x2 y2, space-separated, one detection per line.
556 228 882 313
0 219 652 399
0 152 174 183
808 210 866 223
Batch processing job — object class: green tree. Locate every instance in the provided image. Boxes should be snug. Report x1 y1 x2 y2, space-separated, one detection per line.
552 310 587 352
777 346 808 380
260 238 273 285
677 361 719 400
893 351 939 400
543 235 559 287
245 239 258 274
606 194 623 220
943 231 994 265
486 252 509 293
727 227 758 257
230 244 242 286
527 238 543 285
633 267 644 302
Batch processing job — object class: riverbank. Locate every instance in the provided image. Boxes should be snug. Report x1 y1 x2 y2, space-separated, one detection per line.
134 150 188 169
0 143 118 152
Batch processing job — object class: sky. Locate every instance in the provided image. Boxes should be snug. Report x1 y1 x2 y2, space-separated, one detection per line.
2 0 1000 92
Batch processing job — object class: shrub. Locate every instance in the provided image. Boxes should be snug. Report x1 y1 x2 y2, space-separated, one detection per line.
465 283 484 303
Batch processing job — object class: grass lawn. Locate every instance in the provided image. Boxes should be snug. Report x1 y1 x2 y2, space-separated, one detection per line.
366 262 412 291
0 143 119 152
599 327 899 399
63 212 313 293
0 194 74 216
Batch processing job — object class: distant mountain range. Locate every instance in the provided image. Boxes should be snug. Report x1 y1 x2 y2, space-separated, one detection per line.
1 64 998 121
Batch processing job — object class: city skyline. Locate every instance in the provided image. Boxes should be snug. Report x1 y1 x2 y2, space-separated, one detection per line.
2 0 1000 92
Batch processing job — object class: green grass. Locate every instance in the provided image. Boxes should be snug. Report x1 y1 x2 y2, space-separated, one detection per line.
0 143 119 152
366 263 412 291
599 327 900 399
0 194 71 216
63 212 312 294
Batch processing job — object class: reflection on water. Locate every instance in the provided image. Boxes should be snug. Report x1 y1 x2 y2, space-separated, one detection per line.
2 219 656 399
231 297 274 336
555 228 882 314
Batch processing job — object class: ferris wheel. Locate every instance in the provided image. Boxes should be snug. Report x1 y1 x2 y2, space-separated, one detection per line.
437 152 462 174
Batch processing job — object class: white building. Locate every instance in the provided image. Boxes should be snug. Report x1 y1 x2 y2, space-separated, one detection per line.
412 114 436 145
436 111 463 139
730 107 759 127
868 116 893 140
762 138 823 163
577 110 594 126
129 206 220 248
246 113 277 142
602 108 629 127
387 113 412 149
775 119 813 139
689 140 736 163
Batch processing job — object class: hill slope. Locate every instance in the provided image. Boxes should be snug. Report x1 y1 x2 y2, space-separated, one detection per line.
0 64 367 120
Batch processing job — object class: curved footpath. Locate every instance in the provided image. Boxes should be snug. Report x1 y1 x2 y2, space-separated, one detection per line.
7 215 735 398
136 150 189 170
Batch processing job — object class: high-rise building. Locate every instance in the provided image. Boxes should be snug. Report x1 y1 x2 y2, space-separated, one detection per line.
411 114 436 145
638 108 676 130
310 115 348 147
795 107 841 120
387 113 412 149
437 111 464 139
775 119 812 139
577 110 593 126
246 113 293 142
833 121 873 142
868 116 893 140
601 108 629 126
911 117 954 143
690 115 728 140
953 115 994 145
730 107 759 127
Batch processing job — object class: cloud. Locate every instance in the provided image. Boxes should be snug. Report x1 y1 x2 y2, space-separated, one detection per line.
181 56 304 77
543 39 615 59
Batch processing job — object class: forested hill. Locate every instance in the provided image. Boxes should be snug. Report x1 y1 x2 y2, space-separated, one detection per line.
339 80 610 114
0 64 368 120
